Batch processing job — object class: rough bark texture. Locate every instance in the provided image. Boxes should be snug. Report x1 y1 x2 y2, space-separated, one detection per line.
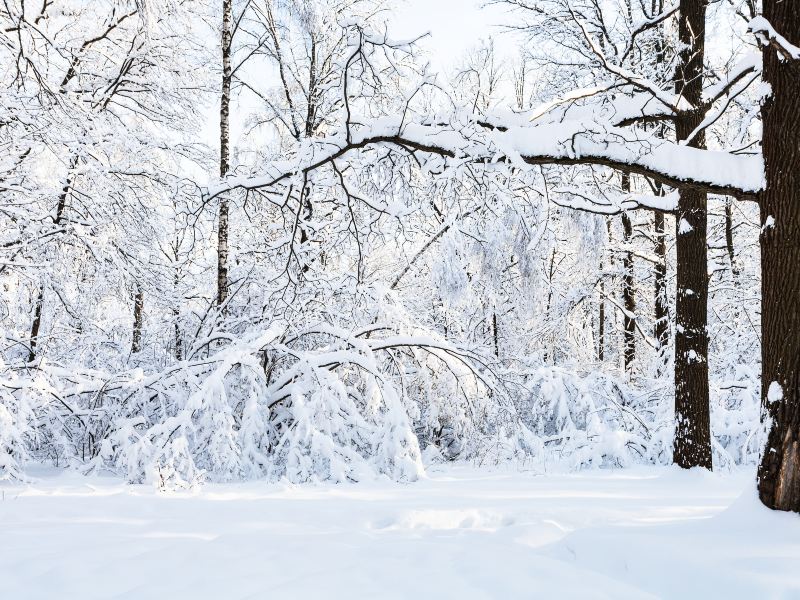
757 1 800 513
174 319 183 361
173 269 183 361
131 285 144 354
27 288 44 363
672 0 712 470
724 199 739 279
650 2 669 356
598 259 606 362
217 0 232 308
599 218 612 362
298 42 318 266
622 214 635 370
621 174 636 372
492 311 499 357
653 208 669 351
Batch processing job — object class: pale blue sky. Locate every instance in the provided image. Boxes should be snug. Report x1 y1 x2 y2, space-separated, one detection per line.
387 0 518 72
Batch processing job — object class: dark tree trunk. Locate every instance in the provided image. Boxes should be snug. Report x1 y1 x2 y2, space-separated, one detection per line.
672 0 712 470
545 248 557 363
598 260 606 362
27 288 44 363
653 208 669 351
724 199 739 279
673 188 711 469
757 1 800 513
173 269 183 361
651 0 669 356
296 37 318 267
131 285 144 354
622 213 635 371
217 0 232 308
174 319 183 361
621 173 636 371
598 218 612 362
492 311 499 357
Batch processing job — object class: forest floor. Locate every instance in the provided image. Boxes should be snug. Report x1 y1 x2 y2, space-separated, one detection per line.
1 465 798 599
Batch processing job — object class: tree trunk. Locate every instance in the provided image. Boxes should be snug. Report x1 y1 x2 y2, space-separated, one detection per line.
492 311 499 357
27 288 44 363
217 0 232 308
621 173 636 372
598 257 606 362
672 0 712 470
724 199 739 279
599 218 612 362
131 284 143 354
545 248 557 363
757 1 800 512
173 268 183 361
622 212 635 371
653 208 669 351
651 0 669 356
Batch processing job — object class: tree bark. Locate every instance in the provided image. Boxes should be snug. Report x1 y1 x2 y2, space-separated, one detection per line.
724 199 739 279
653 208 669 351
217 0 232 308
651 0 669 366
672 0 712 470
598 257 606 362
545 248 557 363
173 268 183 360
757 1 800 512
492 311 499 357
621 173 636 372
599 218 613 362
27 288 44 363
131 284 143 354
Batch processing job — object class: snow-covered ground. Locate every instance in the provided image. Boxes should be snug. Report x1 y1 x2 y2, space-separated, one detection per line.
2 466 798 599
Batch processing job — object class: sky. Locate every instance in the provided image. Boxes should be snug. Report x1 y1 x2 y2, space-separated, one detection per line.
386 0 519 73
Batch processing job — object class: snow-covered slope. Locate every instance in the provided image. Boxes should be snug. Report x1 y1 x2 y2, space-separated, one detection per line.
2 466 797 599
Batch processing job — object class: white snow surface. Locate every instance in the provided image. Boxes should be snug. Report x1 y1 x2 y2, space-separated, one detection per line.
2 466 798 599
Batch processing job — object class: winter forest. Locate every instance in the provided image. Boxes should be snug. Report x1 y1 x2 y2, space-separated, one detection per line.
1 0 799 597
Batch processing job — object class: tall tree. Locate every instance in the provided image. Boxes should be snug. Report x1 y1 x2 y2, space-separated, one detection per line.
672 0 712 469
651 0 670 356
653 204 669 352
756 2 800 512
621 174 636 372
217 0 233 308
131 284 144 354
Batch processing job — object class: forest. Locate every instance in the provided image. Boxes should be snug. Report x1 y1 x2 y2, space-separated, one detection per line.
1 0 799 595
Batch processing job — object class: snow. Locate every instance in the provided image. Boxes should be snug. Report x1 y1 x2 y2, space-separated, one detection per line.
2 466 798 599
767 381 783 404
750 17 800 61
206 115 765 205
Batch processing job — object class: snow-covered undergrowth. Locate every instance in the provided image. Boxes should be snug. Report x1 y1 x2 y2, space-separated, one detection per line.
0 322 762 488
1 465 797 599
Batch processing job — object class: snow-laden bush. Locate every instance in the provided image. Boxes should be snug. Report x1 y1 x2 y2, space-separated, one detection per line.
0 324 766 487
0 360 34 482
6 326 479 487
501 367 662 469
0 393 27 481
710 364 763 468
479 364 763 472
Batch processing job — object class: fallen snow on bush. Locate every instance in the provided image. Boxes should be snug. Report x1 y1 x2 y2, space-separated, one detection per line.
2 465 797 599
